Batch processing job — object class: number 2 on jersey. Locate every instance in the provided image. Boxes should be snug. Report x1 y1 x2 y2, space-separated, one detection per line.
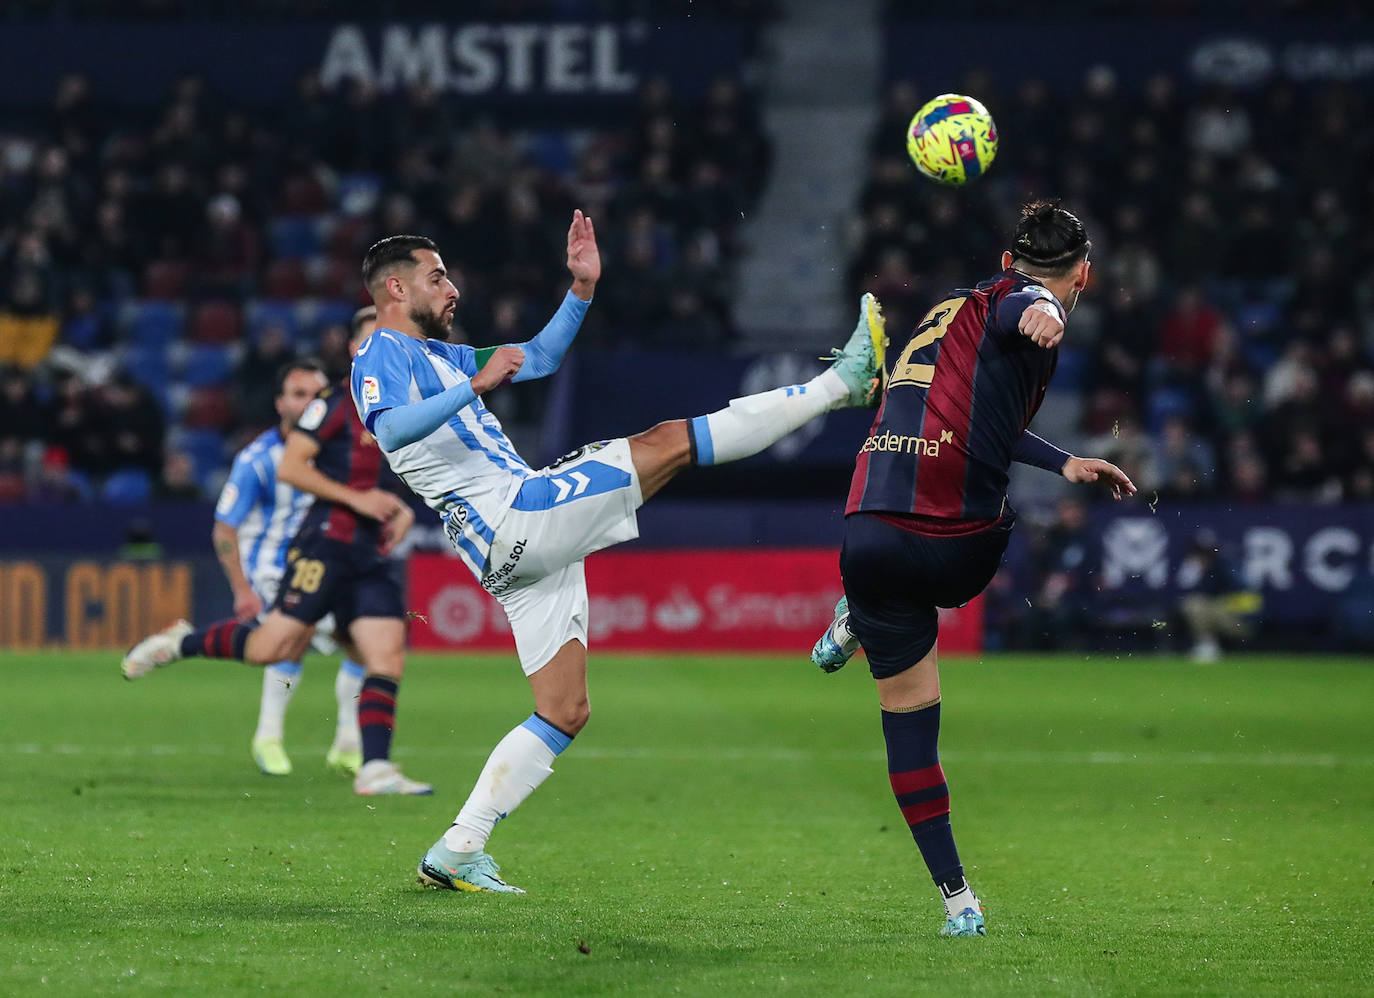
888 297 966 389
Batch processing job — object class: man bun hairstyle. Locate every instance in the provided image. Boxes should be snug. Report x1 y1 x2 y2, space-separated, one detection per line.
361 234 438 295
1011 200 1091 275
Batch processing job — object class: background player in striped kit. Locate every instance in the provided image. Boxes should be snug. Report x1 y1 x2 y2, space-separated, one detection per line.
122 309 430 796
811 201 1136 937
350 212 885 892
213 358 366 777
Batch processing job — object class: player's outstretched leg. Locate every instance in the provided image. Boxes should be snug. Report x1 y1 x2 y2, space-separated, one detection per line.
120 619 195 678
121 614 312 679
252 660 303 776
326 658 365 775
686 294 886 468
812 596 861 673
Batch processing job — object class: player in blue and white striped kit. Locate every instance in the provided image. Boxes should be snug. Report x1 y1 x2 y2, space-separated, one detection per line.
351 213 886 892
212 358 365 777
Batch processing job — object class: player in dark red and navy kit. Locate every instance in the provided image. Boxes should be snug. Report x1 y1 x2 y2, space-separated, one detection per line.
811 202 1136 937
122 307 433 796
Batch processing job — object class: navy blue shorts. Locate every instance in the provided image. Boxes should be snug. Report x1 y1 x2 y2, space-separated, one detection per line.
840 511 1014 680
273 534 405 634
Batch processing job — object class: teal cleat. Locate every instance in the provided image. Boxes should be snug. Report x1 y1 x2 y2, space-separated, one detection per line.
940 907 987 937
417 841 525 894
824 293 887 408
811 596 861 673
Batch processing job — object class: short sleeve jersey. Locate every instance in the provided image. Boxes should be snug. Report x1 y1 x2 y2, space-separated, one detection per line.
213 427 313 595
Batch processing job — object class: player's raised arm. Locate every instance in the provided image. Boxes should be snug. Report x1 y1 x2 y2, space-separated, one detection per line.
507 209 599 383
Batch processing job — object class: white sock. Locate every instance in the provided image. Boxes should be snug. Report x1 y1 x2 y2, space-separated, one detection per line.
689 369 848 466
333 659 365 748
254 662 302 741
941 879 981 918
443 715 571 854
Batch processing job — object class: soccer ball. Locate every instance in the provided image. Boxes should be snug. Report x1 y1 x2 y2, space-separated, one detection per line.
906 94 998 186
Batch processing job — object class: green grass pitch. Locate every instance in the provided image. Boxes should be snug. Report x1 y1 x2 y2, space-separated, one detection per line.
1 650 1370 996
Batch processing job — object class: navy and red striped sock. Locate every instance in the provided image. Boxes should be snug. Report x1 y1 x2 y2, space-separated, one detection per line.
882 701 965 892
358 675 399 764
179 619 254 660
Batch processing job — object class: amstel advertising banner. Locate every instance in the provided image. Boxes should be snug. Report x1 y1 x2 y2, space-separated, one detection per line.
406 550 984 655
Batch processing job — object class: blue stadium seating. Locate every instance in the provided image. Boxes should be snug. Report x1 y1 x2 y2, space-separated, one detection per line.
123 344 173 414
177 429 228 488
102 469 153 505
1146 386 1196 432
122 301 185 347
182 345 237 388
268 216 324 259
245 299 302 341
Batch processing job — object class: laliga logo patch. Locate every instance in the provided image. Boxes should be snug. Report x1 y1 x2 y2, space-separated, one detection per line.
216 483 238 515
298 398 328 431
362 376 381 405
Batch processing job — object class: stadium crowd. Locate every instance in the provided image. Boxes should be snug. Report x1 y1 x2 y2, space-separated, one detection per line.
850 70 1374 506
0 56 771 501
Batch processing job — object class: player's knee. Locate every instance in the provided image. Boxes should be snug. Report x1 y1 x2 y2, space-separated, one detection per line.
547 697 590 736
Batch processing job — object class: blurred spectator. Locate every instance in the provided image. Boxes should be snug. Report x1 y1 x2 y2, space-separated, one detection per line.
236 325 296 428
1157 284 1225 384
157 450 203 500
1156 416 1216 500
100 375 165 476
1023 498 1097 650
1177 529 1261 663
0 230 61 369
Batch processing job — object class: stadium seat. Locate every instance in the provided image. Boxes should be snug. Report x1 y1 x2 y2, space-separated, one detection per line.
121 301 185 347
142 260 188 300
280 173 328 215
245 299 301 340
1145 386 1196 433
326 215 372 259
335 173 382 217
527 130 575 175
123 344 172 414
102 468 153 505
183 386 234 430
177 429 227 487
268 216 324 259
182 344 237 387
189 301 242 344
312 257 361 298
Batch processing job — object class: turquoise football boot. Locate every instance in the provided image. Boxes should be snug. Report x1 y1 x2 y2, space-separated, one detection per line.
417 840 525 894
811 596 861 673
940 906 987 937
824 293 887 408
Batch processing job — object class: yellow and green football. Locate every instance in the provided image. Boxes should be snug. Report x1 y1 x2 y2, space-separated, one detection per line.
906 93 998 186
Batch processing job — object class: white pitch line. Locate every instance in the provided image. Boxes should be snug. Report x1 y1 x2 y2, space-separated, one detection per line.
6 744 1372 768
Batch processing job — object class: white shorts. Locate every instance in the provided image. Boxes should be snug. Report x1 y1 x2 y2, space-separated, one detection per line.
497 560 589 676
482 437 642 600
481 437 642 674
